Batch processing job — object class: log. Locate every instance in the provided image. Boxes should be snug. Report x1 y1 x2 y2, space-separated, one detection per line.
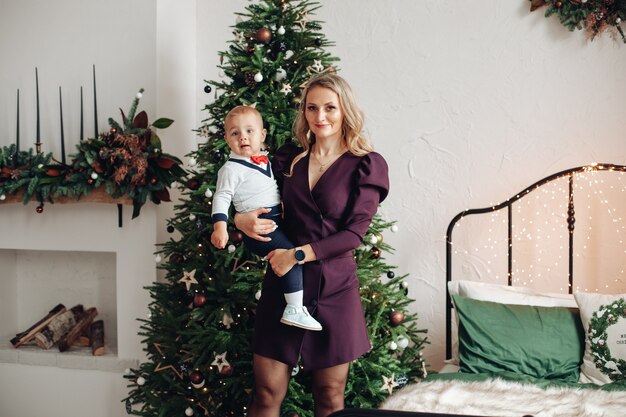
90 320 105 356
34 305 83 349
11 304 66 348
58 307 98 352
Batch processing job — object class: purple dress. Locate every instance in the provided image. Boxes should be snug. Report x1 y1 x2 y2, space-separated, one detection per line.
252 144 389 370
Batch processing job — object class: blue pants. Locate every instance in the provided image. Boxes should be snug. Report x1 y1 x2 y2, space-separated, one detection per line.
241 207 302 294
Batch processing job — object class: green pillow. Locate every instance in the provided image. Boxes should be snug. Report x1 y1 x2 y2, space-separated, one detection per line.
453 294 585 382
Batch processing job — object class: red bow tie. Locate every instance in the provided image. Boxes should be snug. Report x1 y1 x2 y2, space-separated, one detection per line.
250 155 269 165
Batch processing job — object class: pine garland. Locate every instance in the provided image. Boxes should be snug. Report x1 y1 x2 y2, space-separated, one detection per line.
0 90 185 218
530 0 626 43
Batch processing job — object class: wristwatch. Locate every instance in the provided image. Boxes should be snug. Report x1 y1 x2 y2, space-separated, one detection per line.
294 247 306 265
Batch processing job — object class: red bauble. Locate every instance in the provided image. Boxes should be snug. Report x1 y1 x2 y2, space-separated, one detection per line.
187 178 200 190
87 178 94 185
189 370 204 384
389 310 405 326
36 205 44 214
193 292 207 307
369 246 381 259
229 230 243 244
219 364 234 376
150 177 157 185
255 27 272 44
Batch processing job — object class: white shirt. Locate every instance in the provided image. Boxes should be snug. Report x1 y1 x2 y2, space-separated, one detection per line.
211 152 281 222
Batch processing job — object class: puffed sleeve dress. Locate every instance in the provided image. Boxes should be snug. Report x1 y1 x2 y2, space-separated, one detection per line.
252 143 390 370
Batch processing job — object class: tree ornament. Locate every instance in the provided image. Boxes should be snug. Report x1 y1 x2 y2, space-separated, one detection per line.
272 41 288 54
167 225 175 233
397 336 410 349
189 213 196 221
185 407 194 416
314 37 322 46
255 289 262 300
245 72 256 87
187 178 200 190
229 230 243 244
136 376 146 386
178 269 198 291
222 312 234 329
275 67 287 81
388 341 398 350
198 125 210 138
212 351 231 373
204 188 213 198
255 27 272 44
280 83 292 95
125 398 132 414
0 194 6 201
91 172 99 180
87 178 94 185
189 370 205 388
370 247 381 259
369 235 378 245
219 364 234 376
380 374 399 395
555 1 563 7
291 365 300 376
391 224 399 232
375 232 383 243
228 244 236 253
193 292 207 307
188 157 197 167
203 85 212 94
277 25 286 35
36 204 44 214
254 72 264 83
389 310 405 326
401 280 409 288
387 271 395 279
246 44 255 54
155 255 162 263
170 253 184 264
285 50 294 60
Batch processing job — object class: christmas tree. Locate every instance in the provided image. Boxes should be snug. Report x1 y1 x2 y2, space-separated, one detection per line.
124 1 427 416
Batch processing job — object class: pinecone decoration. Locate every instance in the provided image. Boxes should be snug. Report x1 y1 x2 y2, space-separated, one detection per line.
245 72 256 87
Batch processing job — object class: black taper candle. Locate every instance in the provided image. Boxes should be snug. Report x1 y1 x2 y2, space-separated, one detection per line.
35 67 41 152
92 65 98 138
59 86 66 164
16 89 20 152
80 86 84 141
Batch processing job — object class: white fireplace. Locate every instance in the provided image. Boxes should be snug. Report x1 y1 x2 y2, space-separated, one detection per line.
0 201 157 417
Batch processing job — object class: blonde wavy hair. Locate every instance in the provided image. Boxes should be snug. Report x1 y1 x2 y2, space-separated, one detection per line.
288 72 373 175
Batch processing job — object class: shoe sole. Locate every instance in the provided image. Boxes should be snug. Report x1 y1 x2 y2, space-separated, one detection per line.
280 318 322 331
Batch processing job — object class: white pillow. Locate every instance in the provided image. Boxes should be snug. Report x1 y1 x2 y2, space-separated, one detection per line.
446 280 577 366
575 291 626 385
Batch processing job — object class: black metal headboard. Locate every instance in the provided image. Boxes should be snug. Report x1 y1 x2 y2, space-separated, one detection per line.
445 163 626 360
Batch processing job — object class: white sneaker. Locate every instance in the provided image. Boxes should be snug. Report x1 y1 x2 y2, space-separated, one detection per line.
280 305 322 331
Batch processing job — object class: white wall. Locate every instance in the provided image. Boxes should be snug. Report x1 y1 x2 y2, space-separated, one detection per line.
1 0 625 386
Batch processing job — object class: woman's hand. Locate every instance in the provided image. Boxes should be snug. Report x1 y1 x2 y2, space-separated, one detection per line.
233 208 275 242
266 249 296 277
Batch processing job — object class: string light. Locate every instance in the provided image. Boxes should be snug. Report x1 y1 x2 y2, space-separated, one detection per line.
450 166 626 293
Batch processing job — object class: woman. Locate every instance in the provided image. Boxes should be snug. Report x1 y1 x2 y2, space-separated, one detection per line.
235 72 389 417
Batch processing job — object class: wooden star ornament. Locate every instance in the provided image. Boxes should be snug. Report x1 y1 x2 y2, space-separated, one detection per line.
211 351 230 373
380 373 399 395
178 269 198 291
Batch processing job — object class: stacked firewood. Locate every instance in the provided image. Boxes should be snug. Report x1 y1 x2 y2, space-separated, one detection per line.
10 304 105 355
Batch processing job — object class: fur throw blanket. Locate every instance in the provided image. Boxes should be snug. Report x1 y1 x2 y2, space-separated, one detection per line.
380 378 626 417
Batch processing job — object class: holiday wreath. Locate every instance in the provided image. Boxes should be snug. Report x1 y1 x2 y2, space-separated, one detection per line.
530 0 626 43
0 90 186 218
588 297 626 381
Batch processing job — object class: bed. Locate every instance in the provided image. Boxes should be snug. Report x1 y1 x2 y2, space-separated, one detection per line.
332 163 626 417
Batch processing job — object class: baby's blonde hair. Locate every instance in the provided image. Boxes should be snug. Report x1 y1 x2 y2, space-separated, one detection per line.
224 105 264 131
